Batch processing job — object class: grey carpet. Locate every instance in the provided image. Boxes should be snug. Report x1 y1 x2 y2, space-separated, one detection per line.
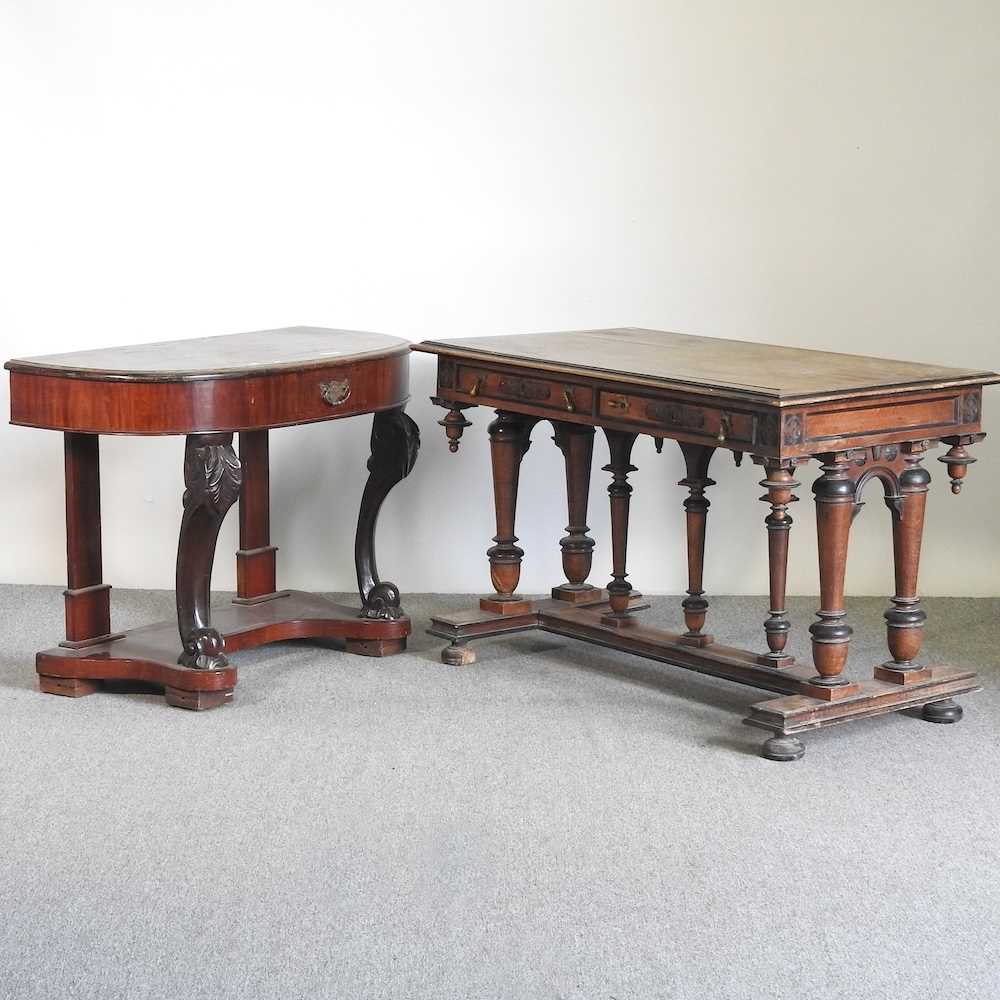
0 585 998 1000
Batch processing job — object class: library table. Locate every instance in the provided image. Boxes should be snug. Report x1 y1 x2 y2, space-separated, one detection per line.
6 327 419 709
415 328 997 760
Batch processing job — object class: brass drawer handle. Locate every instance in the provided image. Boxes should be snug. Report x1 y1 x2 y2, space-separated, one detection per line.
319 379 351 406
607 396 630 411
563 389 576 413
469 375 484 397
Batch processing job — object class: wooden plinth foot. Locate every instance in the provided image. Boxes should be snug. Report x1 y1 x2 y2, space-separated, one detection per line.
39 674 100 698
762 735 805 762
345 637 406 657
551 584 601 604
442 642 477 666
922 699 963 724
874 663 934 685
164 686 234 711
480 595 533 615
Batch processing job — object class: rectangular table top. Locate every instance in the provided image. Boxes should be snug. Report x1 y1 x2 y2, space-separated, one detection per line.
6 327 407 381
416 327 997 402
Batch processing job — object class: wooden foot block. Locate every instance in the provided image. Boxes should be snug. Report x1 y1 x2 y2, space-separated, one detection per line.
479 595 533 615
799 680 862 701
678 632 714 648
345 637 406 657
442 643 476 666
755 652 796 668
164 685 234 710
600 612 638 629
39 674 100 698
550 584 601 604
874 664 934 685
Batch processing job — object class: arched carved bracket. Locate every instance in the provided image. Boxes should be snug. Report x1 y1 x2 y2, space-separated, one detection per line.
356 408 420 620
845 443 932 522
177 433 242 669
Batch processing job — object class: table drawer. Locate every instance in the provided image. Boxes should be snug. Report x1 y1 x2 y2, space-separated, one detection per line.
598 390 754 445
456 365 592 416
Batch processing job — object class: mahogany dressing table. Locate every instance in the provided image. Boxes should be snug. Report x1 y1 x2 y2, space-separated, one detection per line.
6 327 419 709
416 328 997 760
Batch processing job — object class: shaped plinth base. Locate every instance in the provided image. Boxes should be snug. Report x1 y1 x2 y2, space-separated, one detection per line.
36 590 410 710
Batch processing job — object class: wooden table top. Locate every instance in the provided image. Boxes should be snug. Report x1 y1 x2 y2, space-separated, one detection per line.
416 327 998 402
5 327 408 382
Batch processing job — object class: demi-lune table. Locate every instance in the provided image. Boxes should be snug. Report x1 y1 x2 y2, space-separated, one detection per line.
6 327 419 709
415 328 997 760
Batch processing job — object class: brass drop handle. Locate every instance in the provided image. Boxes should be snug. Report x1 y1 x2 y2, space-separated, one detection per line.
469 376 484 397
717 413 731 444
319 378 351 406
608 396 629 411
563 389 576 413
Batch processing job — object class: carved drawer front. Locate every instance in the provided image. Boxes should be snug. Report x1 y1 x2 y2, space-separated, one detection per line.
598 391 753 444
456 365 593 415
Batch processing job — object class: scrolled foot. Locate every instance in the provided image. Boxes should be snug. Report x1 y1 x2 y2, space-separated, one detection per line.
762 734 805 761
442 642 476 666
360 581 405 621
178 627 229 670
921 698 963 724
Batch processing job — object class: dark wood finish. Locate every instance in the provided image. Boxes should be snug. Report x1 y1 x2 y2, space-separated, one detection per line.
601 429 639 625
420 328 996 759
8 328 418 709
677 442 716 645
551 421 598 601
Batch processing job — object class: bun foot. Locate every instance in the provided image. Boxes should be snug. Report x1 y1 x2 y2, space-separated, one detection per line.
442 642 476 666
922 698 963 724
762 734 805 761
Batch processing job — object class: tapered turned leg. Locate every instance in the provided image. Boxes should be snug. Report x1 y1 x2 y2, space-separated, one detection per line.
176 433 242 669
805 453 860 699
600 429 639 627
677 443 715 646
481 411 538 614
876 448 932 684
235 430 280 603
355 407 420 619
754 458 800 667
551 421 598 603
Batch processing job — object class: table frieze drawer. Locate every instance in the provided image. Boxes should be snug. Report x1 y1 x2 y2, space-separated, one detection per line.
456 365 593 415
598 390 754 444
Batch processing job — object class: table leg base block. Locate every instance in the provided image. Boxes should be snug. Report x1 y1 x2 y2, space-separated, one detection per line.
678 632 714 648
38 674 101 698
761 735 806 762
798 680 863 701
754 652 796 668
34 590 411 708
479 595 534 615
551 584 602 604
874 663 934 685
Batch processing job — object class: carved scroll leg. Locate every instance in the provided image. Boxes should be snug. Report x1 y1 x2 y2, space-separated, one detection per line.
677 443 716 646
176 433 242 670
876 446 933 685
480 411 538 615
235 430 281 603
753 458 801 667
804 453 860 700
551 421 598 603
600 429 639 628
355 407 420 620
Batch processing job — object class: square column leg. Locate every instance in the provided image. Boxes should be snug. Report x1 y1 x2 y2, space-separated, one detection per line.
235 430 281 604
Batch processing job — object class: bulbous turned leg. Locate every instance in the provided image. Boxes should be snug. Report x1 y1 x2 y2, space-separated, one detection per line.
876 446 933 684
551 421 598 602
600 429 639 627
481 411 538 614
753 458 801 667
922 699 963 724
355 407 420 620
805 453 860 700
677 443 716 646
762 734 805 761
176 433 242 670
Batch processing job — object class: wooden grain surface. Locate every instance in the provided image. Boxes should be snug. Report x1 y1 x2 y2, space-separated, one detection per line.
416 327 998 400
6 327 407 381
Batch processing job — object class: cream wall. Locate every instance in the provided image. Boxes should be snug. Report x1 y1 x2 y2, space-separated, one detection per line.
1 1 997 600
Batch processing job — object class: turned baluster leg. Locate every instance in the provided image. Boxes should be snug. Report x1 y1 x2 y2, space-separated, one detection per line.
677 443 716 646
754 458 800 667
805 453 860 699
354 407 420 620
176 433 242 670
480 410 537 614
235 430 280 603
551 421 598 602
600 429 639 627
